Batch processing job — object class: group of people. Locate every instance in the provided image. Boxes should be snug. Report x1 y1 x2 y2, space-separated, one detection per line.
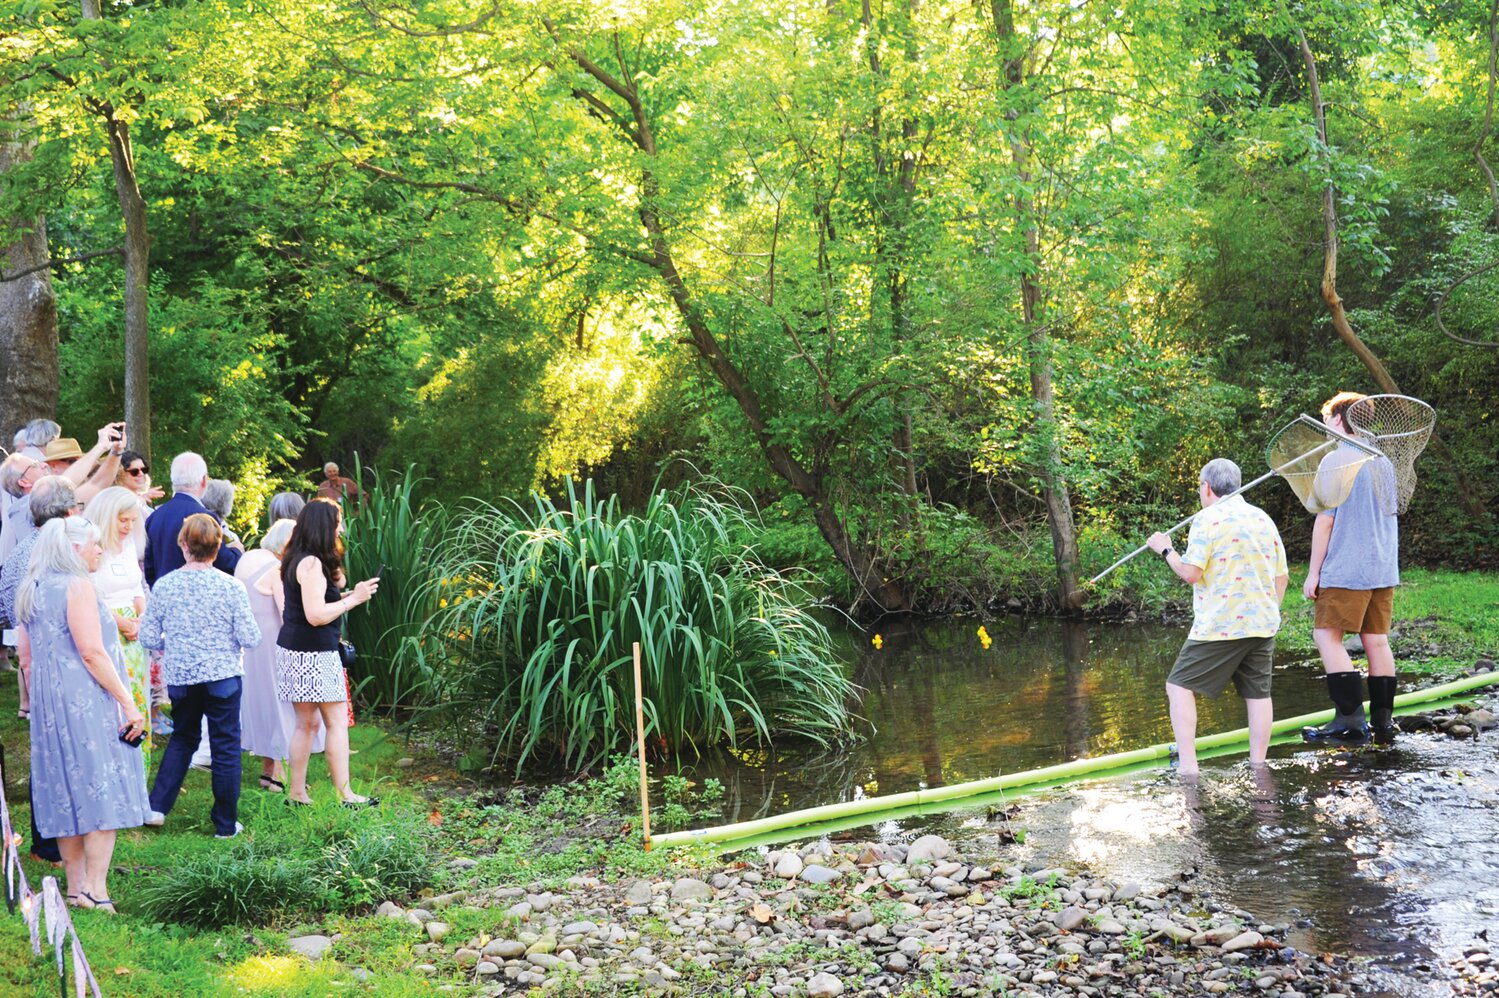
1148 391 1403 775
0 421 378 911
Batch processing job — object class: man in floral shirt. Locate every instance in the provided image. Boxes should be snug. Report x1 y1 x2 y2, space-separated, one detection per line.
1148 458 1289 776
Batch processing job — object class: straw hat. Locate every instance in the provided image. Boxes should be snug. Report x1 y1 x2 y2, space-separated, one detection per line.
42 437 84 463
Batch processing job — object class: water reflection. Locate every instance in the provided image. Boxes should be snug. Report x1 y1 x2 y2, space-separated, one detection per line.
681 616 1333 818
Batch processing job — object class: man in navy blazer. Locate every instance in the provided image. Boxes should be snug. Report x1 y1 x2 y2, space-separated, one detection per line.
145 452 242 585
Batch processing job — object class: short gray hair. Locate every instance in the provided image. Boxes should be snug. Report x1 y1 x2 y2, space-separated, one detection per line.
202 478 236 518
170 452 208 492
22 419 60 450
29 475 77 527
1199 458 1242 498
14 516 97 624
267 491 305 525
1 454 34 498
261 517 297 558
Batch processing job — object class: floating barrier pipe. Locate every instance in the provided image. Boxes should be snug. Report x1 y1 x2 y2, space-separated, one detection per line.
650 670 1499 850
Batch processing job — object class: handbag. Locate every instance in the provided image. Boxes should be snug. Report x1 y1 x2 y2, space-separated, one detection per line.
338 637 356 670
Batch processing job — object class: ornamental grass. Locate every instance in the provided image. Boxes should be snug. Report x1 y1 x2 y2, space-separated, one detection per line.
418 478 855 772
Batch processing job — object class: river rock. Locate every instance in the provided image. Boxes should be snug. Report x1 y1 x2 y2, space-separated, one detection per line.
807 972 845 997
1449 724 1474 738
624 880 655 905
1223 930 1264 953
906 835 951 864
800 864 841 884
505 901 533 919
484 939 528 959
376 901 404 918
774 853 805 879
453 947 481 967
424 922 450 943
847 908 875 931
1058 907 1089 932
476 961 500 976
288 935 332 960
671 878 713 900
1113 881 1141 902
1466 709 1497 731
1095 919 1127 935
884 953 910 973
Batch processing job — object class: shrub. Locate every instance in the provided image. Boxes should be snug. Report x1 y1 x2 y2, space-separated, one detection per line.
419 477 857 772
341 462 447 710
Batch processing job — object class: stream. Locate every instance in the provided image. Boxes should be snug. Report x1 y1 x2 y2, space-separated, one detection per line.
675 617 1499 997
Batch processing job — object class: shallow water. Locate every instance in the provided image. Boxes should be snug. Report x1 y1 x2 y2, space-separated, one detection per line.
672 617 1499 995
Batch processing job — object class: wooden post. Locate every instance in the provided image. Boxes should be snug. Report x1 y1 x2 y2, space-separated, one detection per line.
633 641 651 850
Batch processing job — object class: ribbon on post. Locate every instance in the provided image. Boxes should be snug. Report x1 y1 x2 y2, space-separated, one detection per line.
0 750 103 997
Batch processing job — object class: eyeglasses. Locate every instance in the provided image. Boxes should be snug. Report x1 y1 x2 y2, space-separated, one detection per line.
124 466 148 476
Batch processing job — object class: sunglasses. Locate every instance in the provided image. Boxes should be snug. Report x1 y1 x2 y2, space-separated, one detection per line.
124 465 148 476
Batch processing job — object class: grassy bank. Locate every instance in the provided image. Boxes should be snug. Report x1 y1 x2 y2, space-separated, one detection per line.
0 688 707 997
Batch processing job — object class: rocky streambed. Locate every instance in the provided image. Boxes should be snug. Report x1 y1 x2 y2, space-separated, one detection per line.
324 835 1374 996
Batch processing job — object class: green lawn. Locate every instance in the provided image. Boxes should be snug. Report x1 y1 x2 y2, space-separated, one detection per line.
1277 566 1499 675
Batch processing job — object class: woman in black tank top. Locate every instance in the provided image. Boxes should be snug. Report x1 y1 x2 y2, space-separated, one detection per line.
274 499 380 805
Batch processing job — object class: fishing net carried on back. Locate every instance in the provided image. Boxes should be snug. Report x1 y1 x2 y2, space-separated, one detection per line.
1344 394 1436 515
1266 396 1435 516
1266 415 1383 514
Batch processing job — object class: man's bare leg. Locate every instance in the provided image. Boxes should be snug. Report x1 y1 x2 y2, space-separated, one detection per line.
1167 683 1200 775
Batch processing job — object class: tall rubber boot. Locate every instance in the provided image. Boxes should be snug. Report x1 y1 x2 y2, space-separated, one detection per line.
1368 675 1397 741
1302 671 1370 743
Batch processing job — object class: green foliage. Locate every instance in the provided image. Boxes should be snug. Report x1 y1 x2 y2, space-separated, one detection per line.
419 477 856 772
134 802 438 928
655 774 726 833
2 0 1496 615
339 464 447 710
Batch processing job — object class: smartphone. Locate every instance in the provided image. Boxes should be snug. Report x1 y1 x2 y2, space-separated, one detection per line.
373 562 385 580
119 727 144 748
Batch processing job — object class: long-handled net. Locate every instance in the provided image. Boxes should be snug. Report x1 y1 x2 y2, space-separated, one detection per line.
1344 394 1435 515
1086 414 1387 586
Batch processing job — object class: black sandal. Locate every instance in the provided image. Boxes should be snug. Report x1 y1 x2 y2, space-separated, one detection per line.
82 893 117 914
259 776 285 792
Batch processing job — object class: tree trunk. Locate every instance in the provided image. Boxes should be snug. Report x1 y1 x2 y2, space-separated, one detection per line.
1296 28 1485 518
82 0 151 461
989 0 1084 609
0 133 59 433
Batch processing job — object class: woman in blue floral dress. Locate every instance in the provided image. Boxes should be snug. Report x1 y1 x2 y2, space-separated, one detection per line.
16 517 149 911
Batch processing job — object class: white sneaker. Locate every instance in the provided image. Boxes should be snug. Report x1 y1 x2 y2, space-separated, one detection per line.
144 810 166 827
214 822 244 839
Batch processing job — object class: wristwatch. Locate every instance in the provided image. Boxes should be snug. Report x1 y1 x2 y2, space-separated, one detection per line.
1159 546 1174 562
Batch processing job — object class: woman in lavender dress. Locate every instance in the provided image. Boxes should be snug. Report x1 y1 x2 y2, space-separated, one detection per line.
17 517 149 911
234 518 322 791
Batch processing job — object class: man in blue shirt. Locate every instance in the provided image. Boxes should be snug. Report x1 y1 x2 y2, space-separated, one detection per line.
145 452 241 585
1302 392 1400 743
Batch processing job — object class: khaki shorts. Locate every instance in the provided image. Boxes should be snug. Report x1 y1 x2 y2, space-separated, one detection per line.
1313 586 1394 634
1168 636 1275 700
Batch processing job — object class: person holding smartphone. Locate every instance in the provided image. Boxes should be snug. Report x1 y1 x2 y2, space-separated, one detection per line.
15 516 148 911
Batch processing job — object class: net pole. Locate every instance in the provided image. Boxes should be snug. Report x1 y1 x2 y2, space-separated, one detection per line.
1086 438 1339 586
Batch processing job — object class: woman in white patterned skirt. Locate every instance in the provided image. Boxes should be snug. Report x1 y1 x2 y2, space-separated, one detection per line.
276 498 378 806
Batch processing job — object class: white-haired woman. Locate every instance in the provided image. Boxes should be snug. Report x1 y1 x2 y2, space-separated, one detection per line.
235 518 322 790
83 486 152 754
16 517 148 911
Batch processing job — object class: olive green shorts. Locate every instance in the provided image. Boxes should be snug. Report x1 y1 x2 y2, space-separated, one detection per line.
1168 636 1275 700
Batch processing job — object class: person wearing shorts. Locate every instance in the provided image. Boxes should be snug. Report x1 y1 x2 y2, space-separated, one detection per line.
1302 392 1400 742
1148 458 1289 776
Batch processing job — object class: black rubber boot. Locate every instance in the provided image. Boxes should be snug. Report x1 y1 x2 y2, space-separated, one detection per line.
1303 671 1370 743
1368 675 1397 741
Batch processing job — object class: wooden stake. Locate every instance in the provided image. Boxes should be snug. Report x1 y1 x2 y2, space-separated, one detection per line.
633 641 651 850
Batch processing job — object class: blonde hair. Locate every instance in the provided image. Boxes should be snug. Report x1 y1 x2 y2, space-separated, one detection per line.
83 486 142 555
15 517 98 624
261 518 296 558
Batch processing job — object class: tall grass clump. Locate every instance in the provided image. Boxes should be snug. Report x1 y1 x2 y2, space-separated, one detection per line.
341 461 447 710
420 477 855 772
135 803 438 927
